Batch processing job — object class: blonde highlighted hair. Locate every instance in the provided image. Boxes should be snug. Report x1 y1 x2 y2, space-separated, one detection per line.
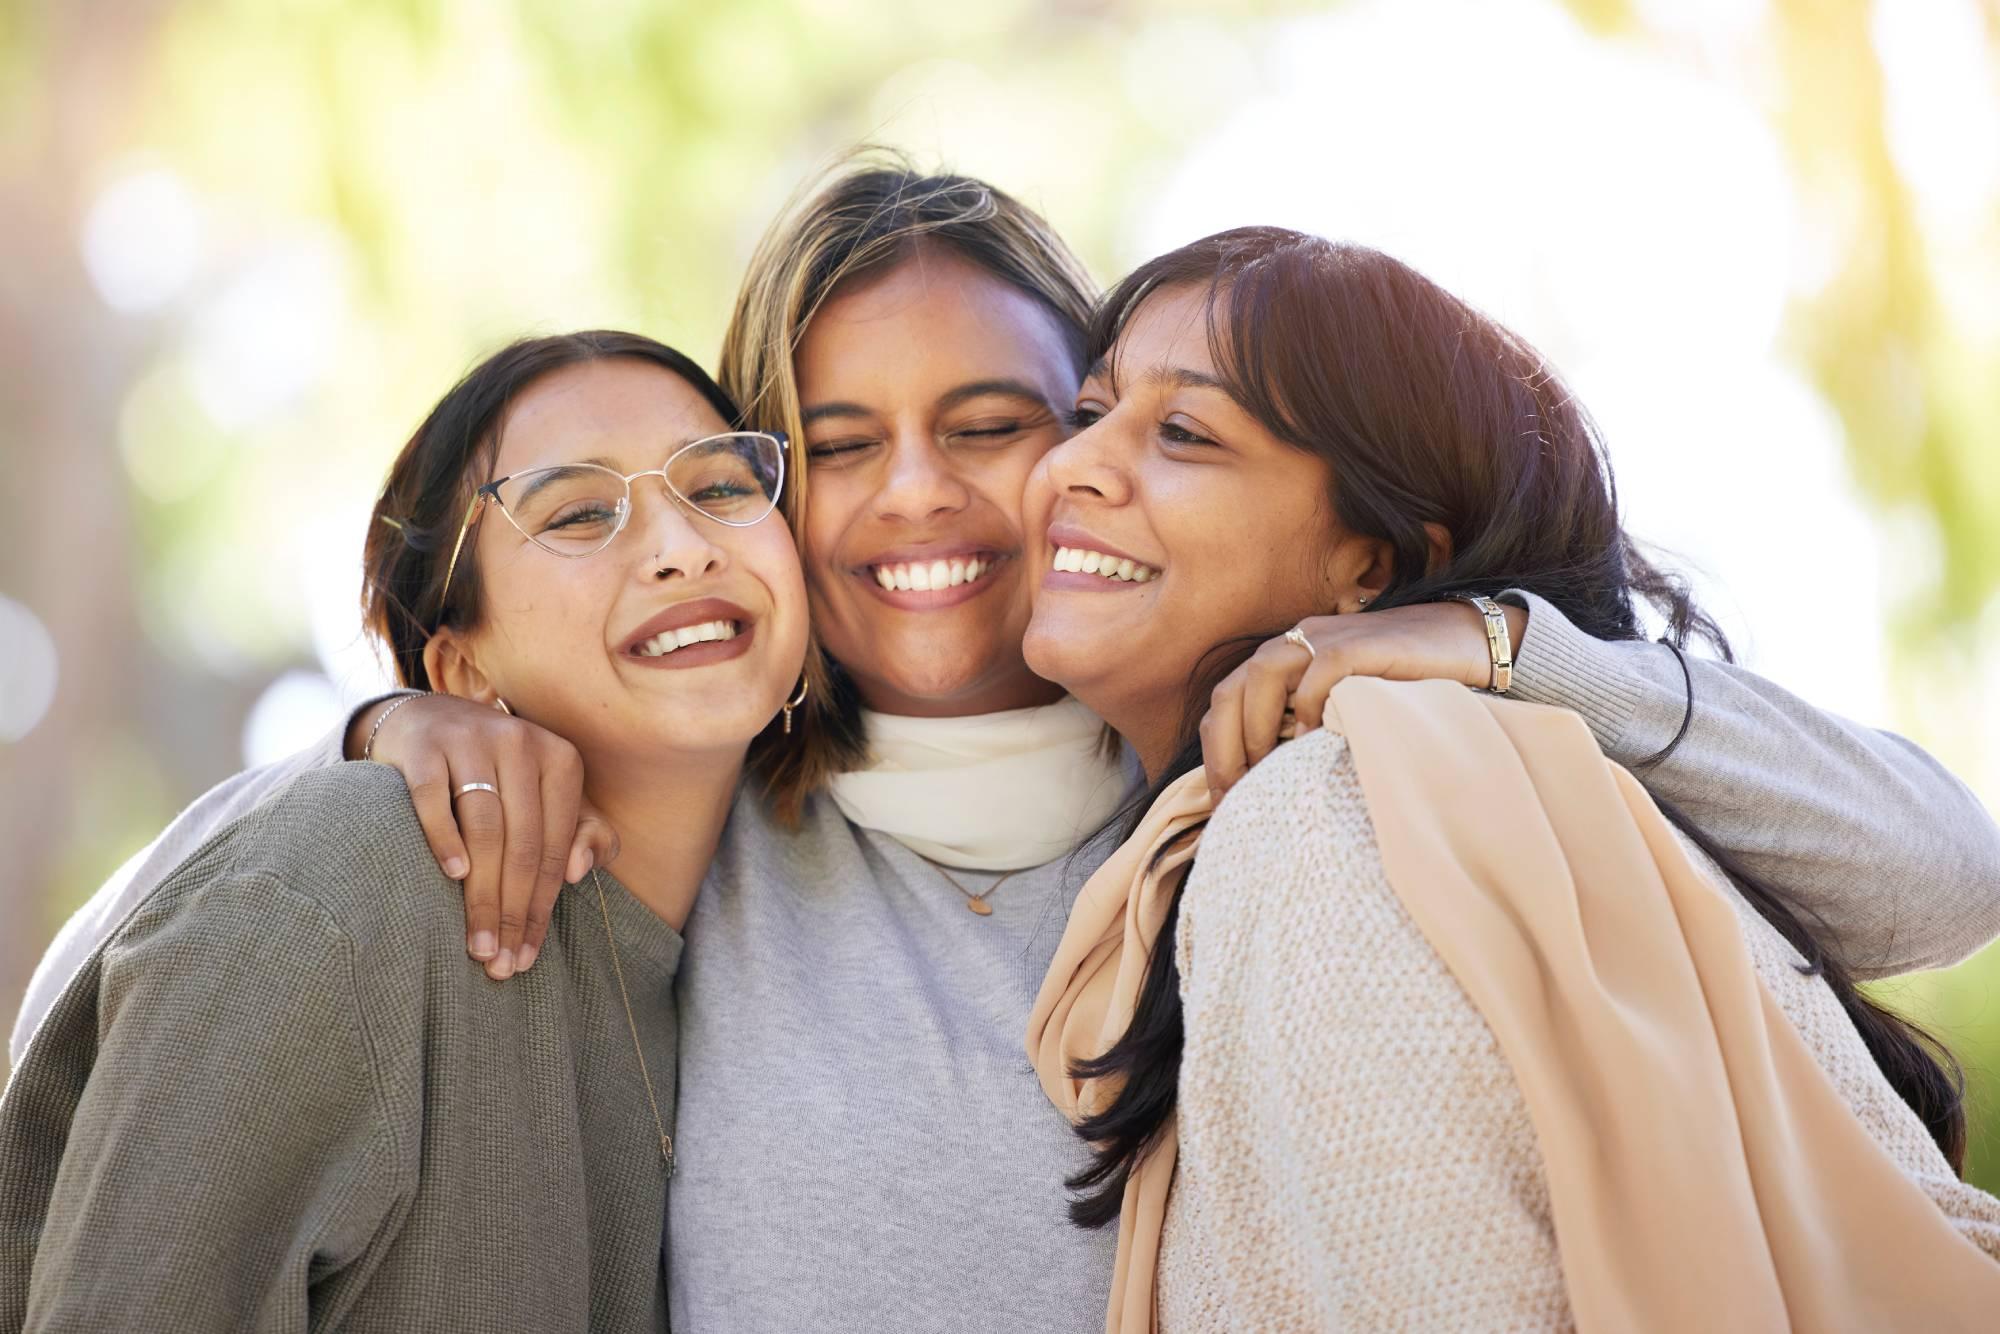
725 151 1098 822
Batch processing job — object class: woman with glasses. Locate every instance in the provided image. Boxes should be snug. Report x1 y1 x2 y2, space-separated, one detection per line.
0 331 807 1332
14 164 2000 1330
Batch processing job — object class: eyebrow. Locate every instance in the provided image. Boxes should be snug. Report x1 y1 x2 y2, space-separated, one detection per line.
1150 367 1231 394
801 378 1056 427
1080 357 1232 398
509 460 616 506
504 443 700 503
935 378 1056 413
800 401 873 426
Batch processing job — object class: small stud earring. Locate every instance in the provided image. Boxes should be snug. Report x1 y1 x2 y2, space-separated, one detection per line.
782 677 810 735
1356 596 1371 609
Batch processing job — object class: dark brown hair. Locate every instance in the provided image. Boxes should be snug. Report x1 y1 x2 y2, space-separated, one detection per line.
363 330 739 683
717 153 1098 822
1065 227 1966 1225
361 331 810 766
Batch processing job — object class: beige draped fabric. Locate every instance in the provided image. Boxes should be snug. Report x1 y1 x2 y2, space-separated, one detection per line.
1027 676 2000 1333
1026 766 1210 1334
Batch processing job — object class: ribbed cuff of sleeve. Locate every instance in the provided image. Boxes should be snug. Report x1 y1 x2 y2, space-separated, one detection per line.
1495 588 1644 753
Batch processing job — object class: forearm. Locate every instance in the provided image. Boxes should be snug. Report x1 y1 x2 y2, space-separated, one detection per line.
1501 589 2000 975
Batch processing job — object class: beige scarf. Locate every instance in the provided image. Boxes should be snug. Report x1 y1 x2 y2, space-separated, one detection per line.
1027 676 2000 1333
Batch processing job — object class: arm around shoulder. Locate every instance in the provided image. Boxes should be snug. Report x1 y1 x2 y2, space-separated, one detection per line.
1500 588 2000 976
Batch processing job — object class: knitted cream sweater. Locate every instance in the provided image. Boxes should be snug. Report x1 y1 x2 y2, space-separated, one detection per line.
1159 729 2000 1332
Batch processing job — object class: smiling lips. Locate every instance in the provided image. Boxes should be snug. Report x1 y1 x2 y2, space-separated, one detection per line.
1050 545 1158 584
619 596 757 671
633 619 739 658
871 555 995 593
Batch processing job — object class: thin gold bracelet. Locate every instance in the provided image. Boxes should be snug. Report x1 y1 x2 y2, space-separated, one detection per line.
361 692 426 761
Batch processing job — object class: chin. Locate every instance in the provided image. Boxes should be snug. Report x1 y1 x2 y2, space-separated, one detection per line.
1020 621 1085 696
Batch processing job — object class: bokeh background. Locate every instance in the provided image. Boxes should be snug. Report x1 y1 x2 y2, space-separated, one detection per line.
3 0 1998 1176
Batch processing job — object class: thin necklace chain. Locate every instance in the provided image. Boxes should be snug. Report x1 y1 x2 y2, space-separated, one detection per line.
919 858 1021 915
592 869 675 1175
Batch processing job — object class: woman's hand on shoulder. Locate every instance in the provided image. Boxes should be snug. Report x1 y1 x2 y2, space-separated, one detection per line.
347 693 618 980
1199 601 1528 796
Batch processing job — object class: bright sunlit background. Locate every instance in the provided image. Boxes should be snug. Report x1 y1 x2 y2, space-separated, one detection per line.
4 0 1999 1176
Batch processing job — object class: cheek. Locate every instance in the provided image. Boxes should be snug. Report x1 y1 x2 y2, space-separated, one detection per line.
801 477 863 584
1022 456 1056 528
474 562 611 695
981 439 1058 529
744 528 809 638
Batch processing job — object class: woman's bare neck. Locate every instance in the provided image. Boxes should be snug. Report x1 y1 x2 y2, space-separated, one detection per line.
581 748 744 931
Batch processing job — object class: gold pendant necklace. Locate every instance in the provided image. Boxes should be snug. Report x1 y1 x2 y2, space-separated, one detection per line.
921 859 1020 916
592 869 675 1174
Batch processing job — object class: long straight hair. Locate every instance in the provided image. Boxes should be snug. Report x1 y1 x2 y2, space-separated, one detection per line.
1064 228 1965 1227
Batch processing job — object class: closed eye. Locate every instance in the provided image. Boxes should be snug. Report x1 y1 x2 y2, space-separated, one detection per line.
807 439 879 464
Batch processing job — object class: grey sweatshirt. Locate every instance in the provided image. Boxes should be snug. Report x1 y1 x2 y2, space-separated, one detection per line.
0 764 681 1333
670 783 1112 1332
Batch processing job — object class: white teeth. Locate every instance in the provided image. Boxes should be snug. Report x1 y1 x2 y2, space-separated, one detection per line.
634 620 739 657
1050 546 1158 584
869 557 996 593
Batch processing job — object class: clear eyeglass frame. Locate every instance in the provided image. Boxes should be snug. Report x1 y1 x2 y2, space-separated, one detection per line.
433 429 788 623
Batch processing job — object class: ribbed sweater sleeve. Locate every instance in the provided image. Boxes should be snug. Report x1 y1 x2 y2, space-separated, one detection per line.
5 875 403 1333
1501 589 2000 977
9 691 413 1066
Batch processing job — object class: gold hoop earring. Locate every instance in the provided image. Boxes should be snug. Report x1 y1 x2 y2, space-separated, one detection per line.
781 677 809 736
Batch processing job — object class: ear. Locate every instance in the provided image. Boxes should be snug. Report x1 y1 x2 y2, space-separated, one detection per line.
423 627 501 707
1328 533 1396 612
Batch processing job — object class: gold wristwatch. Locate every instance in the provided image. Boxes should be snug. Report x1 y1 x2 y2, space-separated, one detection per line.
1451 595 1514 693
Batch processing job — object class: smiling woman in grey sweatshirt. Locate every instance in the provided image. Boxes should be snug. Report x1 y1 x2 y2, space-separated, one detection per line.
0 330 811 1332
